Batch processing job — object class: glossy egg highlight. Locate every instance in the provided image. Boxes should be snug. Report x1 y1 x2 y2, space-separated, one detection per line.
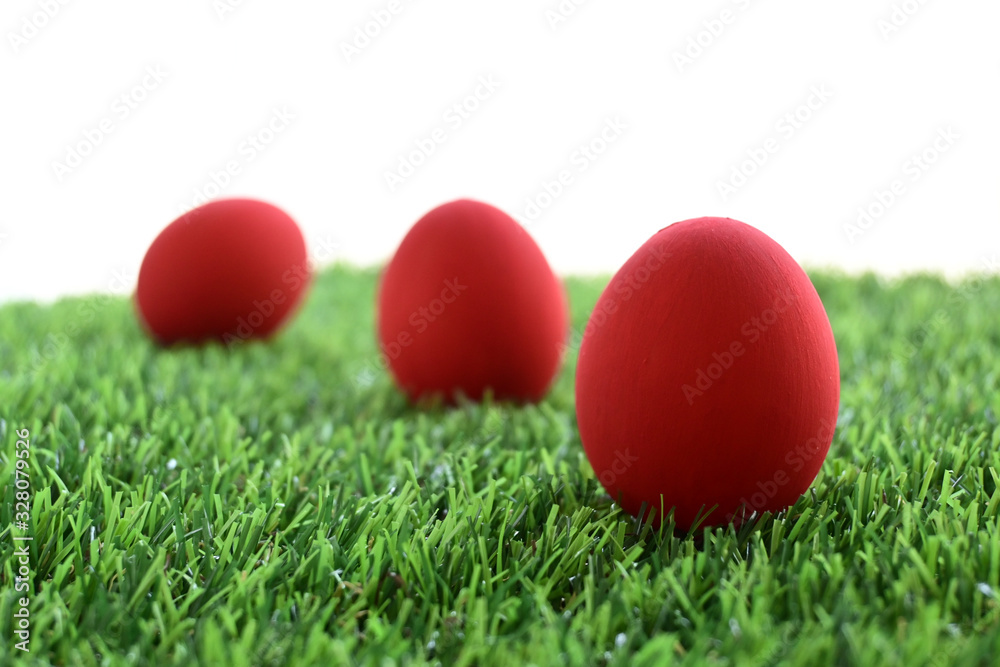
575 217 840 529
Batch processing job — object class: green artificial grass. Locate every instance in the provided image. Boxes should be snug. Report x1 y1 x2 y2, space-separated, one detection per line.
1 266 999 666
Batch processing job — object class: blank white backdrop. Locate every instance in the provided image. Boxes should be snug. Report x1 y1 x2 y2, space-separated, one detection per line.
1 0 998 302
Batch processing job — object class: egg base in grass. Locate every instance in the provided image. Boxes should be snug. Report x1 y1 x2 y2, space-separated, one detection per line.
574 217 840 530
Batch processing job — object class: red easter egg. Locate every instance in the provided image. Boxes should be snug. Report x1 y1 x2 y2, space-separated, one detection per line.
377 199 568 403
136 198 311 346
575 217 840 529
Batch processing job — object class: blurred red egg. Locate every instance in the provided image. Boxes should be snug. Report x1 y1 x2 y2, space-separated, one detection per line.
136 198 311 346
377 199 568 403
575 217 840 530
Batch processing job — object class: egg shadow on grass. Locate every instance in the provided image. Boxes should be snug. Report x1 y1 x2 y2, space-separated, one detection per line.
589 494 787 553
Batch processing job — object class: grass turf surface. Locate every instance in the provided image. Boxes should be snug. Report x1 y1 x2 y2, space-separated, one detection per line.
2 266 1000 666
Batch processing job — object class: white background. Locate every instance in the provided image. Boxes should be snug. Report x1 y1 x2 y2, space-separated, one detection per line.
1 0 998 303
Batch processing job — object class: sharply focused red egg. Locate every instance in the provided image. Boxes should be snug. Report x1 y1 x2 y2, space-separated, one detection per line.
377 199 568 403
575 217 840 529
136 198 311 346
